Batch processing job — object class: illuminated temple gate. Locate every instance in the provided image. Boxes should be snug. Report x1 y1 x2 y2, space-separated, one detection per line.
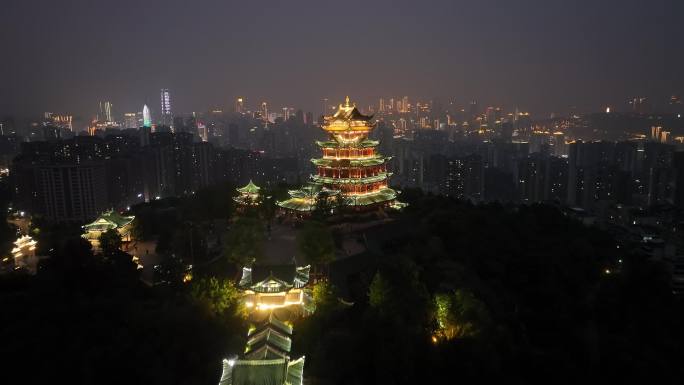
239 264 311 312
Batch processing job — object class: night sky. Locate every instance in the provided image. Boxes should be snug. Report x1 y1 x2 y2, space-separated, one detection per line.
1 0 682 119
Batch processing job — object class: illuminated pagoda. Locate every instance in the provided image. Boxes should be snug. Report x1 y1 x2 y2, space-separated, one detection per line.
239 264 310 312
278 96 400 213
218 312 305 385
82 210 135 249
233 180 261 207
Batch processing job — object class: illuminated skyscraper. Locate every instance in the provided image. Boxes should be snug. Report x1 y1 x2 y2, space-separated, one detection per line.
235 97 245 114
123 113 137 129
260 102 268 123
143 104 151 128
99 101 113 122
160 89 172 127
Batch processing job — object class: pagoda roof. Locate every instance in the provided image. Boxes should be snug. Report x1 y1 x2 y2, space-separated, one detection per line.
316 139 379 148
311 172 392 185
220 356 305 385
237 180 261 194
251 312 293 336
277 197 316 212
239 264 310 293
83 210 134 231
345 188 398 206
245 327 292 358
218 312 305 385
325 96 373 122
277 184 341 212
311 156 390 167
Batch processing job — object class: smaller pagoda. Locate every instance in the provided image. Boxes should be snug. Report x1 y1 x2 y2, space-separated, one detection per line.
82 210 135 249
234 180 261 207
239 264 310 312
218 312 305 385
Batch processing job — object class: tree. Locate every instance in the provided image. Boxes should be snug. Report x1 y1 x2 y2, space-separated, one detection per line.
312 279 338 312
368 272 392 309
99 229 122 256
297 221 335 272
189 277 245 317
223 217 264 267
155 253 186 287
433 290 492 340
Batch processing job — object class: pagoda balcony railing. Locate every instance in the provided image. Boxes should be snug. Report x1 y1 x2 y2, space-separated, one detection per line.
311 173 392 185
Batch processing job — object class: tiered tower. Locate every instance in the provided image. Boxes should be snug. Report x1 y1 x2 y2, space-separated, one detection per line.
278 97 400 212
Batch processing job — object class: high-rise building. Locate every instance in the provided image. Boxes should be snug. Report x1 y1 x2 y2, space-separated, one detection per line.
160 89 172 127
235 97 245 114
260 102 268 123
123 113 138 129
38 163 107 222
143 104 151 128
673 151 684 209
99 101 113 122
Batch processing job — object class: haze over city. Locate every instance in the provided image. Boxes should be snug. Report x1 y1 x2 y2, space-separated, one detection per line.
4 1 684 385
2 0 683 118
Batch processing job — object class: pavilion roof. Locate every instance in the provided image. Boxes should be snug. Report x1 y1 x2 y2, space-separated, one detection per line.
218 312 305 385
311 172 392 185
237 180 261 194
83 210 134 231
325 96 373 122
315 139 379 148
240 264 310 292
345 188 398 206
311 156 390 167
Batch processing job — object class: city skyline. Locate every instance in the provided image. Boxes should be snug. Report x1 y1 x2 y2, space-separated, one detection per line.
2 0 682 119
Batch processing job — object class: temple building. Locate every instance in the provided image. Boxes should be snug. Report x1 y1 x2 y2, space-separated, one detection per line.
82 210 135 249
278 96 402 213
218 312 305 385
233 180 261 207
11 235 38 274
239 264 310 312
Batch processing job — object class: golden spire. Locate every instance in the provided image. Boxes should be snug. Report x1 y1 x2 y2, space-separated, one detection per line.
345 96 350 107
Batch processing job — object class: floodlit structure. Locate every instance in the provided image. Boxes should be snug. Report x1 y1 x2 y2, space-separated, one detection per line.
278 96 403 213
218 312 305 385
239 264 310 311
142 104 151 128
233 180 261 207
12 235 38 274
160 88 172 127
82 210 135 249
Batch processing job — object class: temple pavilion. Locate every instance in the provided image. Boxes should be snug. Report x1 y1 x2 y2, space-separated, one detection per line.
11 235 38 274
82 210 135 249
278 96 401 213
218 312 305 385
234 180 261 207
239 264 311 312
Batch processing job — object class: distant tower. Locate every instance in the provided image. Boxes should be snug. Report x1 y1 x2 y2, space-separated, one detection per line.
99 101 113 122
235 97 245 114
160 89 172 127
143 104 151 128
261 102 268 123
